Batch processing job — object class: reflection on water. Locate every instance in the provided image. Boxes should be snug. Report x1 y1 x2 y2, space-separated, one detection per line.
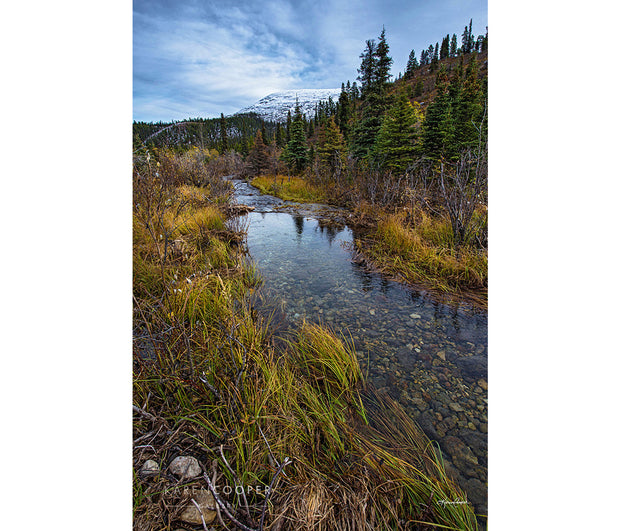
233 179 488 518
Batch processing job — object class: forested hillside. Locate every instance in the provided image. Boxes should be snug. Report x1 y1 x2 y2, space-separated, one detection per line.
134 18 488 302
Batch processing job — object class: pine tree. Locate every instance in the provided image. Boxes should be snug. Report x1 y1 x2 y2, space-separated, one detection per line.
450 34 458 57
219 113 228 152
374 93 421 173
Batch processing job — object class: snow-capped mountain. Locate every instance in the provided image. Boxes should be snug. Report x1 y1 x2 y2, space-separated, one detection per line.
235 89 341 122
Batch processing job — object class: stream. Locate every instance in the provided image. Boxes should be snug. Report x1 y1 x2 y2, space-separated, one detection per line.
231 178 488 518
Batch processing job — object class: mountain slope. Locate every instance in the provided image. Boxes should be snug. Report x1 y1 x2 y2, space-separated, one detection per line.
235 88 341 122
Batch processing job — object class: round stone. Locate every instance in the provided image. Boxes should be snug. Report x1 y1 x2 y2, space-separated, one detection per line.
169 456 202 479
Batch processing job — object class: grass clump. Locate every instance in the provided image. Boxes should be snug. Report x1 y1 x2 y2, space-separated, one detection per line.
360 210 488 307
251 174 326 203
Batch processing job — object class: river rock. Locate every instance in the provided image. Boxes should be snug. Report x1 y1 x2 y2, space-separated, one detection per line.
449 402 465 413
179 488 216 525
442 436 479 469
139 460 160 477
169 456 202 479
409 313 421 319
454 356 487 379
464 477 487 509
477 379 488 390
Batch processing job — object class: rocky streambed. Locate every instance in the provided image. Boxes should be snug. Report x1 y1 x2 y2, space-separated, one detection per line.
230 177 488 518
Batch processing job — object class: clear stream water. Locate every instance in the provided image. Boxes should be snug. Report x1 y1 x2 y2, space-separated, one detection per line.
231 178 488 517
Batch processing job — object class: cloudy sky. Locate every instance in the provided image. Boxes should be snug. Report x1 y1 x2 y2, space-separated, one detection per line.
134 0 487 122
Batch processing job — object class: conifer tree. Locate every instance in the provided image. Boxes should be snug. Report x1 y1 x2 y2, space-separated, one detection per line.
374 93 421 173
430 42 439 72
316 116 345 173
219 113 228 152
405 49 418 79
414 79 424 97
375 26 393 90
357 39 377 97
453 55 484 152
337 84 351 142
440 35 450 60
450 34 458 57
422 65 454 159
285 110 292 143
275 122 285 148
261 122 269 145
281 102 308 173
247 130 269 175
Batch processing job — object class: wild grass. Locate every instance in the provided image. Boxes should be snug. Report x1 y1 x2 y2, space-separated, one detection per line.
251 174 325 203
360 209 488 307
133 156 480 530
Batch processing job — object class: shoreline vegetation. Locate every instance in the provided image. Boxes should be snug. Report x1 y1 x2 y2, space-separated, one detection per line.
251 174 487 309
133 148 481 529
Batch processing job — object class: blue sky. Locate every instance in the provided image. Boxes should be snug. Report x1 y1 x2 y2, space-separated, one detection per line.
134 0 487 122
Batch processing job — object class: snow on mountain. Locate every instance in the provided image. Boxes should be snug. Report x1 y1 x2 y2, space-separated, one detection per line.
235 89 341 122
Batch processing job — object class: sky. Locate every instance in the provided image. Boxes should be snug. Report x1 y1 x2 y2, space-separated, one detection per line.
133 0 487 122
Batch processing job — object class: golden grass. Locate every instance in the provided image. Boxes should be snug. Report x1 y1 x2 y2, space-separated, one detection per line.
251 174 325 203
362 210 487 304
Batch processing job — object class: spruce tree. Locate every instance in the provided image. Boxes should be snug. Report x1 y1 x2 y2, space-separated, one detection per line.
316 116 345 173
275 122 285 148
422 65 455 159
281 102 308 173
285 110 292 143
375 26 393 90
440 35 450 60
357 39 377 97
450 34 458 57
414 79 424 97
374 93 420 173
219 113 228 152
453 55 484 152
337 84 351 142
247 130 269 175
405 49 418 79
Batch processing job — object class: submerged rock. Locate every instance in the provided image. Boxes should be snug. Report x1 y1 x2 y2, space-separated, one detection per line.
454 355 487 379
